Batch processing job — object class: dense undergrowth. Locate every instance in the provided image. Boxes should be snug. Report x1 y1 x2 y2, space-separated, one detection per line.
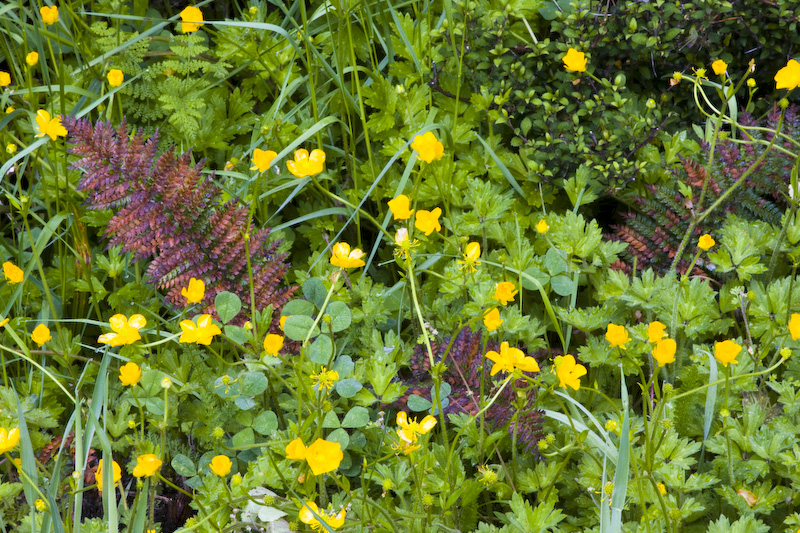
2 1 800 532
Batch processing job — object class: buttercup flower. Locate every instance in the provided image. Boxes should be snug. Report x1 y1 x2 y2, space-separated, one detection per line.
652 338 677 367
714 340 741 367
264 334 284 356
181 277 205 304
0 318 9 328
280 316 289 330
98 314 146 346
562 48 587 72
605 323 629 349
119 362 141 386
6 143 16 154
775 59 800 90
209 455 232 477
657 482 666 495
410 131 444 163
311 367 339 391
34 499 46 512
555 354 587 391
286 148 326 178
107 69 124 87
483 308 502 332
712 60 728 76
31 324 51 347
34 110 68 140
647 321 667 343
485 341 539 376
414 208 442 236
536 219 549 234
0 427 20 454
179 6 204 33
251 149 277 172
132 454 162 477
457 242 481 272
330 242 366 269
285 438 307 460
698 234 715 251
304 438 343 475
388 194 414 220
396 411 437 443
493 282 518 306
0 71 11 87
790 313 800 340
3 261 23 284
179 314 221 345
96 459 121 492
299 501 346 531
26 52 39 66
40 6 58 25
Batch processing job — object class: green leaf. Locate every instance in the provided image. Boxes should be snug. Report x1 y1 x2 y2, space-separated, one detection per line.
309 334 333 364
171 454 196 477
342 406 370 428
544 247 568 276
521 266 549 291
215 292 242 324
239 372 269 396
336 378 362 398
327 428 350 451
550 274 574 296
232 428 255 448
303 277 328 309
253 411 278 435
322 411 341 428
281 299 316 317
407 394 432 412
332 355 354 378
326 301 352 333
213 376 240 398
283 315 319 342
235 396 257 410
224 325 250 345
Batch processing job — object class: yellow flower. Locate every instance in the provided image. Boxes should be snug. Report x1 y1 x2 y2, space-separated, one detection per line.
7 143 17 154
26 52 39 66
310 367 339 391
536 219 549 234
251 149 277 172
209 455 232 477
34 499 46 512
657 482 666 495
396 411 437 443
40 6 59 25
775 59 800 90
0 71 10 87
96 459 121 492
179 6 204 33
279 316 289 331
605 323 629 349
457 242 481 272
647 321 667 343
714 340 741 367
483 308 502 332
410 131 444 163
790 313 800 340
698 234 715 251
286 148 326 178
119 362 141 386
711 59 728 76
179 314 221 345
34 110 68 140
414 207 442 236
3 261 24 283
562 48 587 72
98 314 146 346
0 317 9 328
264 334 284 356
692 67 708 80
388 194 414 220
330 242 366 269
485 341 540 376
0 427 20 454
132 454 162 477
31 324 51 347
555 354 587 390
493 282 518 306
285 437 307 460
299 501 346 531
652 338 677 367
180 277 205 304
107 69 124 87
6 106 14 113
304 438 343 476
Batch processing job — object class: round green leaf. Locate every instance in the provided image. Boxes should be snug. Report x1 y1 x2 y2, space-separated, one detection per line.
550 274 575 297
407 394 432 412
332 355 354 378
342 406 370 428
281 299 316 317
309 334 333 364
283 315 319 342
214 376 240 398
327 428 350 451
303 277 328 309
335 378 362 398
322 411 340 428
326 301 351 333
521 266 549 291
239 372 269 396
215 291 242 324
171 454 196 477
235 396 257 410
253 411 278 435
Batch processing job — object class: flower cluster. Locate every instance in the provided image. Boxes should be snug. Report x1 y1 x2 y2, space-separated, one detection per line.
285 437 343 476
647 321 677 367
